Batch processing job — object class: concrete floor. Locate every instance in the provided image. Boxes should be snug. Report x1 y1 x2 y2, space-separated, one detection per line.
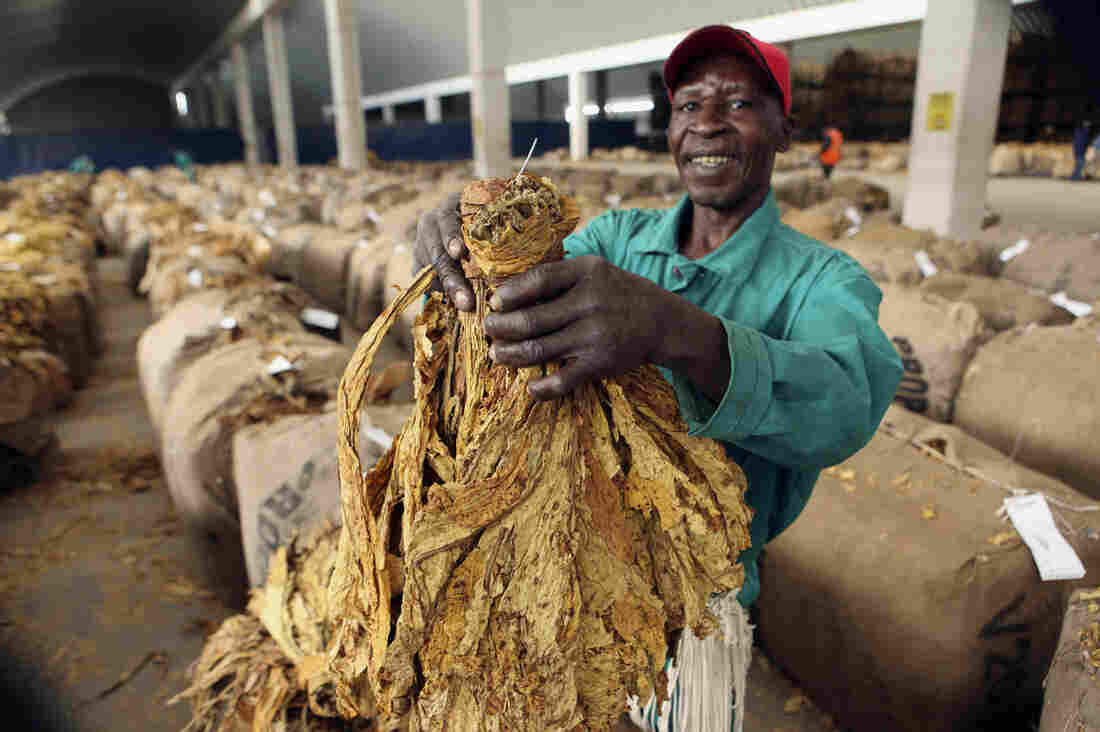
0 257 840 731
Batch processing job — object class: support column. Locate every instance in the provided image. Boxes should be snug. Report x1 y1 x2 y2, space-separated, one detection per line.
323 0 368 170
382 105 396 125
231 43 260 166
208 70 231 128
466 0 511 178
902 0 1012 239
263 11 298 167
569 70 590 161
425 95 443 124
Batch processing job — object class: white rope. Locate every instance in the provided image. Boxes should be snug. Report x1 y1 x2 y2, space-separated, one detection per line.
626 592 753 732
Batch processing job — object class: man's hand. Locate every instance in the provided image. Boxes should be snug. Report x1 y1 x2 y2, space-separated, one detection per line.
483 256 730 401
413 192 475 311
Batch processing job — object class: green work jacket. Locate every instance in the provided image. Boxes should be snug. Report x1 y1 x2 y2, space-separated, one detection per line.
564 190 903 607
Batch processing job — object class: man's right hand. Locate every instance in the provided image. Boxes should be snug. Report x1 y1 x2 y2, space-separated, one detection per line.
413 192 475 311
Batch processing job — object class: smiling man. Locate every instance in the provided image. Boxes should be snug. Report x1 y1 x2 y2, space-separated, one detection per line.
414 25 903 730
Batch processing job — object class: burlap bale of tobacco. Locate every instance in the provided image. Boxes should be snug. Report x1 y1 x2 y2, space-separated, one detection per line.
825 178 891 212
755 404 1100 732
0 341 72 425
836 214 993 285
1038 587 1100 732
0 268 96 389
998 230 1100 303
235 393 412 587
137 281 315 436
171 524 371 732
267 223 328 282
160 333 353 606
989 143 1025 176
918 272 1075 335
877 283 985 422
773 174 829 210
320 173 753 731
300 230 362 314
954 314 1100 500
783 198 863 242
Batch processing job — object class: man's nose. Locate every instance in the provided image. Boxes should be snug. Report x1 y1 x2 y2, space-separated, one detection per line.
691 101 729 137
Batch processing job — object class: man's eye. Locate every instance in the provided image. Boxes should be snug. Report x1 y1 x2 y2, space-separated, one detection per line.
679 102 698 112
729 99 751 110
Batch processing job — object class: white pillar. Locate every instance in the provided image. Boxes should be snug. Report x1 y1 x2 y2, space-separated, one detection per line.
382 105 396 125
208 70 231 129
231 43 261 166
323 0 368 170
263 11 298 168
902 0 1012 239
466 0 511 178
425 95 443 124
569 70 590 161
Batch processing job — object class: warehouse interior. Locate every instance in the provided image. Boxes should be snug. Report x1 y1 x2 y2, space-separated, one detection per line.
1 0 1099 730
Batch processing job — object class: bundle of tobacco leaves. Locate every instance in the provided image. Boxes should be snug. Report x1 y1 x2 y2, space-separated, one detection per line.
319 173 753 730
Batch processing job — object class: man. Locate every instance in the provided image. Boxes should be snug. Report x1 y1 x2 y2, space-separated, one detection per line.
1071 120 1094 181
819 125 843 179
414 24 902 730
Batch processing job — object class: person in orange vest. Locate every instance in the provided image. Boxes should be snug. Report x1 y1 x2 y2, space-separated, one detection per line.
819 126 843 179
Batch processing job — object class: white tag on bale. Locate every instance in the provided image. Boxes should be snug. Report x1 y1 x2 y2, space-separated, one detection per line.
258 189 277 207
30 274 57 286
5 232 26 245
366 207 383 225
301 307 339 330
187 268 204 288
265 355 297 376
251 209 265 223
999 238 1029 262
1049 291 1093 318
356 238 371 249
604 193 623 208
262 224 277 239
1003 494 1086 581
192 222 209 233
219 316 238 330
363 425 394 452
187 244 204 258
914 250 938 277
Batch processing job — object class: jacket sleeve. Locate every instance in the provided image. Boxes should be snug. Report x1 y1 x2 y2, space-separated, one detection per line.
663 254 903 470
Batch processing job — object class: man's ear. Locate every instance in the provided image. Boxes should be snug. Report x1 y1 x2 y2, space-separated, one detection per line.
776 114 794 153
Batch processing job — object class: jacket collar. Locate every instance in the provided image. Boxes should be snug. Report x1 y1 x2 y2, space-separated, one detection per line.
635 189 781 270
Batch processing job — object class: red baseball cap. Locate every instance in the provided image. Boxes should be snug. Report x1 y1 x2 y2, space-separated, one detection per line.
663 25 791 115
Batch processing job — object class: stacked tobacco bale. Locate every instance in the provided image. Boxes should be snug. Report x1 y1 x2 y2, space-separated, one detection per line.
988 142 1095 179
0 172 102 445
178 174 754 732
756 405 1100 732
98 162 421 611
780 182 1088 425
1038 587 1100 732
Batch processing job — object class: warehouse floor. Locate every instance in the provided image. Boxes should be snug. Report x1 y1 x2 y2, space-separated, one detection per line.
0 257 840 731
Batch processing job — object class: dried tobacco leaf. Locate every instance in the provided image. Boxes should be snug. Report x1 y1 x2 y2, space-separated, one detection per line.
323 173 753 731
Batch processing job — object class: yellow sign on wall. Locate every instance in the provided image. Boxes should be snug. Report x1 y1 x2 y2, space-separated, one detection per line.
927 92 954 132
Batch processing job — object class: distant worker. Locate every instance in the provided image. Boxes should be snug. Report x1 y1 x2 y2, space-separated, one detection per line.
819 126 843 179
1071 120 1095 181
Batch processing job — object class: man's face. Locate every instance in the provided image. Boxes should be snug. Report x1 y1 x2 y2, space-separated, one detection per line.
667 54 790 211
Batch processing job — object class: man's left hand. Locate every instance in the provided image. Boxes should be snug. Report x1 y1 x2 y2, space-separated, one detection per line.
483 256 673 400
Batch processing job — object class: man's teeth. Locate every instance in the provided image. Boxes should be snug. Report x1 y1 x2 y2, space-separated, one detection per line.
692 155 731 167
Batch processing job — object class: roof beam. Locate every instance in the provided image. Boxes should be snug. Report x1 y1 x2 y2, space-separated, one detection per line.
172 0 295 93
